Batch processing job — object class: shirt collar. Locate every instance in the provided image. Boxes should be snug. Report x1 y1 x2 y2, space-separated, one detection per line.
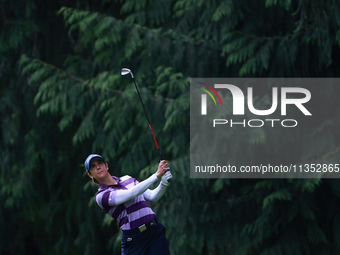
98 176 120 191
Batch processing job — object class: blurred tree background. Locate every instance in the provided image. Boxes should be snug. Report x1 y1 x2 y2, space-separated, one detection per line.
1 0 340 254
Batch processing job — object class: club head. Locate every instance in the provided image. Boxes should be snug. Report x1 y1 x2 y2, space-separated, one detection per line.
121 68 134 78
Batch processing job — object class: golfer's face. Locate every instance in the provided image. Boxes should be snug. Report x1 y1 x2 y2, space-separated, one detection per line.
89 159 107 178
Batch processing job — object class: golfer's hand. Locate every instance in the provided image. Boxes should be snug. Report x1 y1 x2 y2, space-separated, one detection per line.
161 171 172 186
155 160 169 179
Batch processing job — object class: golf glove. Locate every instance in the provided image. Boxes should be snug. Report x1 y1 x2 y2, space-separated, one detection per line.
161 171 172 186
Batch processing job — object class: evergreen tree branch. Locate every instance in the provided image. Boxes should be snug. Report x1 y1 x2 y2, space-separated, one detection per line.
237 31 297 41
29 58 175 101
33 59 85 84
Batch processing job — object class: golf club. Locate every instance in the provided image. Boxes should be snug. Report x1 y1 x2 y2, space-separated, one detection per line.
121 68 172 182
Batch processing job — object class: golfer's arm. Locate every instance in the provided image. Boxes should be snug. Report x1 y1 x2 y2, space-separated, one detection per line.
143 183 167 202
110 174 158 206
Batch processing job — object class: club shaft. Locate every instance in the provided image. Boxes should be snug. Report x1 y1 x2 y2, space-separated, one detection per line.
131 77 171 182
148 124 164 160
132 78 162 159
132 79 152 129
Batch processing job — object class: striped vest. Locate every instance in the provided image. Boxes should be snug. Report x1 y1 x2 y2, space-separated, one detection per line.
95 175 156 230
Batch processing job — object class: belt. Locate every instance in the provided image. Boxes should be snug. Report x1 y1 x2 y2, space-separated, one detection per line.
122 218 159 235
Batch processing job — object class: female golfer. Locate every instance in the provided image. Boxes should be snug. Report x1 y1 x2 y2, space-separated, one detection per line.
84 154 172 255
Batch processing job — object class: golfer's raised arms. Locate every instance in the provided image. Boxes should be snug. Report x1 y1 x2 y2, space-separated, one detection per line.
97 174 158 206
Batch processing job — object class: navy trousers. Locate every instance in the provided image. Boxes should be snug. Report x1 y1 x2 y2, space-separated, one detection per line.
121 222 170 255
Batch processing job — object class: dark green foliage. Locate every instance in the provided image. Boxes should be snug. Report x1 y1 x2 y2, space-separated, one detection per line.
1 0 340 254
